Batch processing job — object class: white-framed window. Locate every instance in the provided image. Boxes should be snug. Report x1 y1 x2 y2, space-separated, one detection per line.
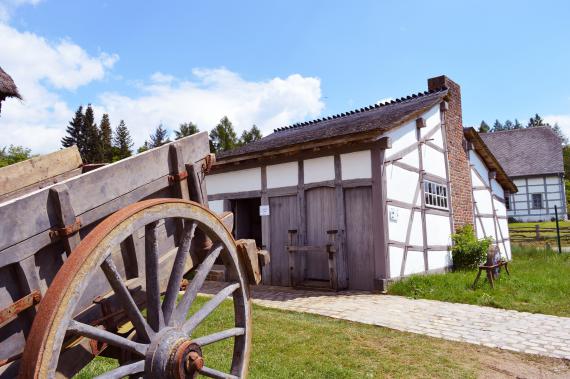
424 180 448 210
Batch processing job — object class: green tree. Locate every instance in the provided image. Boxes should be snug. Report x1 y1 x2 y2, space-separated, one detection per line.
138 141 150 154
0 145 33 168
148 124 170 148
504 120 514 130
81 104 101 163
62 106 84 148
112 120 133 161
478 120 490 133
513 119 523 129
99 113 113 162
238 124 263 146
552 123 568 145
210 116 238 153
492 119 504 132
528 113 545 127
175 122 199 140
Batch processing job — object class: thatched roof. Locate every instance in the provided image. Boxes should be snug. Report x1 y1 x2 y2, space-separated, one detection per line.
0 67 22 113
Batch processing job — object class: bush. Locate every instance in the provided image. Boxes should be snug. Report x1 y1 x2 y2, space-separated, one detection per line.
451 225 492 270
508 217 521 223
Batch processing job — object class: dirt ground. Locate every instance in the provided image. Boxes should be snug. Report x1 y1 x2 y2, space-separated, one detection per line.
475 348 570 378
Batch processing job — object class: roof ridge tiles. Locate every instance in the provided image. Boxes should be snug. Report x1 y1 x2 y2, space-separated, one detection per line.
272 86 447 133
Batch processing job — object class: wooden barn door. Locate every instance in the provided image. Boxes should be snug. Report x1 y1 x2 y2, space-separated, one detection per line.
344 187 375 290
268 195 298 286
305 187 337 282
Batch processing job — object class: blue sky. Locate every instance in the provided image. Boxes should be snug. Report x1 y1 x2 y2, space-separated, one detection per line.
1 0 570 152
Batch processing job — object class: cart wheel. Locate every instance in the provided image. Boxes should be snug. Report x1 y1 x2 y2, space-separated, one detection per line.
20 199 252 379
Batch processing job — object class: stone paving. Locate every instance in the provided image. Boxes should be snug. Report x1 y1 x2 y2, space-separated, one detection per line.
201 282 570 360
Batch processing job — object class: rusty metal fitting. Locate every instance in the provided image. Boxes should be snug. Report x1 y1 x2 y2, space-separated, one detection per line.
49 217 82 239
168 170 189 184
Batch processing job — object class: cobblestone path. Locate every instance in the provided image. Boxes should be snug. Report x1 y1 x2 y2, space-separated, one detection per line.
201 282 570 360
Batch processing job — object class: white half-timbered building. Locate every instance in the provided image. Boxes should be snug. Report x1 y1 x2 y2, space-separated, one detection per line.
480 127 566 222
206 76 516 291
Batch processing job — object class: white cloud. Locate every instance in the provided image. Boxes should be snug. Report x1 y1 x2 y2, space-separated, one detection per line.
0 0 42 22
0 22 118 152
544 114 570 138
0 23 323 154
97 68 324 148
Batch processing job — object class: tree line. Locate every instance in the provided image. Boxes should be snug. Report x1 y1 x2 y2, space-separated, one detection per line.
478 113 567 144
61 105 262 163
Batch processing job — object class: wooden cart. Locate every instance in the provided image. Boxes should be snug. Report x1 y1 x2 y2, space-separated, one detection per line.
0 132 266 378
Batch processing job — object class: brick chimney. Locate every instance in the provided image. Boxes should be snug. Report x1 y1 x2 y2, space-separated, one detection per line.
428 75 474 230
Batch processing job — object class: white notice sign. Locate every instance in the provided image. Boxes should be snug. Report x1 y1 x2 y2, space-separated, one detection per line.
259 205 270 216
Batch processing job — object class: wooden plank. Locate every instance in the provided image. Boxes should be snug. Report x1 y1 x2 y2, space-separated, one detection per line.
371 143 389 287
0 167 83 204
296 160 306 283
418 127 429 272
269 195 298 286
0 132 210 255
260 166 271 284
208 190 262 201
305 187 336 281
0 146 82 198
344 187 374 290
169 144 191 201
333 154 348 289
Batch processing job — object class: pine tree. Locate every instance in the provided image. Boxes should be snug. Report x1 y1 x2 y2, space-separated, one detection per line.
492 119 504 132
528 114 545 128
478 120 490 133
504 120 514 130
551 123 568 145
238 124 263 145
99 113 113 162
513 119 523 129
112 120 133 161
210 116 238 153
138 141 150 153
175 122 199 140
82 104 101 163
148 124 170 148
62 106 84 148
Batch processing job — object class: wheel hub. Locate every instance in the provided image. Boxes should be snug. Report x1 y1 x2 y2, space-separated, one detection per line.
145 328 204 378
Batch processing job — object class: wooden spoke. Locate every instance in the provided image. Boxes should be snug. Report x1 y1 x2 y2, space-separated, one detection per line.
162 221 197 326
172 242 223 325
101 255 153 342
145 221 164 332
192 327 245 347
93 360 145 379
183 283 240 334
199 366 239 379
67 320 148 356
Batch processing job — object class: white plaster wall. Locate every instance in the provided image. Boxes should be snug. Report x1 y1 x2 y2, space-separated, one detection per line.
389 246 404 279
428 250 452 270
469 151 490 187
387 206 411 242
386 165 418 204
474 189 493 214
490 179 504 198
404 250 425 275
475 218 485 239
208 200 224 214
422 106 441 132
480 217 497 240
399 148 419 168
422 145 446 179
385 119 417 158
546 176 561 185
430 127 445 149
341 150 371 180
527 177 544 185
206 167 261 195
493 198 506 216
409 212 424 246
304 156 335 183
266 161 298 189
425 213 452 246
471 168 485 187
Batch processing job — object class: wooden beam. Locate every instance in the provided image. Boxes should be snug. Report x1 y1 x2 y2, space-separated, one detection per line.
0 145 82 199
333 154 348 289
48 184 81 256
371 142 389 288
260 165 271 284
416 117 426 129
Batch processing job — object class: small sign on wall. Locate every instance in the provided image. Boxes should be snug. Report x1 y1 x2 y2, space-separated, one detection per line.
389 207 399 222
259 205 270 216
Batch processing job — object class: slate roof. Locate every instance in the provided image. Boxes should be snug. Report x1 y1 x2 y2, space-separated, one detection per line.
218 87 448 160
479 127 564 177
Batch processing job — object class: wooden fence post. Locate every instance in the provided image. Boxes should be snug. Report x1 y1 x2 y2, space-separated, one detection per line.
535 224 540 241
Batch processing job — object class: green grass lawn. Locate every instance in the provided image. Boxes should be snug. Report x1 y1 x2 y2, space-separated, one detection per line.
389 246 570 317
509 220 570 246
77 295 566 379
